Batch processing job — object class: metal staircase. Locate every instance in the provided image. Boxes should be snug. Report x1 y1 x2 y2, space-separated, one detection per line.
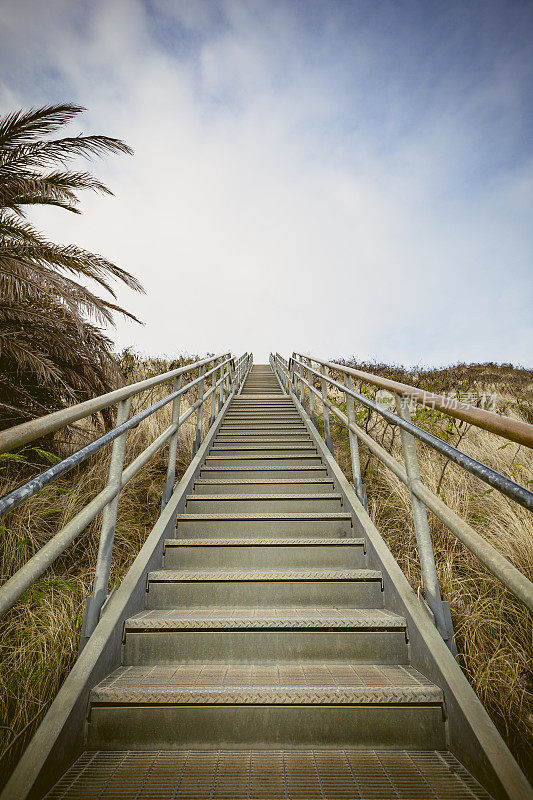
38 366 496 798
2 362 532 799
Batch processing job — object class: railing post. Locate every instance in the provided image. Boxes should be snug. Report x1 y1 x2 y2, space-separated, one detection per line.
161 375 182 510
298 360 306 407
320 364 334 454
307 357 316 425
209 358 218 427
224 361 230 402
80 396 131 649
193 365 206 455
395 394 452 647
218 360 225 412
345 374 368 509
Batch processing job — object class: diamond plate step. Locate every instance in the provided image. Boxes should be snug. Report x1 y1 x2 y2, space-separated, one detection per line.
214 436 312 443
209 446 318 458
146 568 383 609
123 608 408 665
175 511 353 537
199 465 330 479
86 664 445 750
192 478 336 494
204 455 324 467
164 537 365 569
183 493 343 513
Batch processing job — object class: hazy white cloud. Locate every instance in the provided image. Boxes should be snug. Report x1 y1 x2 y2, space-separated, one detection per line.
1 0 531 364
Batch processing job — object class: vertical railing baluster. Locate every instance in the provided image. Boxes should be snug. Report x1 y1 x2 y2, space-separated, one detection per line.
224 361 230 402
161 375 182 510
307 357 316 425
209 358 218 427
344 374 367 508
299 360 306 407
81 396 131 646
218 359 224 412
320 364 334 454
395 394 450 645
193 365 206 455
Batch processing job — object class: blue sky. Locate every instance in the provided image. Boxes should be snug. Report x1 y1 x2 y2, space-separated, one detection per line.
1 0 532 365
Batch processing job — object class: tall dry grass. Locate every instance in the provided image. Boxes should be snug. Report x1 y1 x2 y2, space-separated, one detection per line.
310 360 532 775
0 352 213 785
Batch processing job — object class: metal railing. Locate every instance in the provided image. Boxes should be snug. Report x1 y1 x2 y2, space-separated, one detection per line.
0 352 252 647
270 351 533 650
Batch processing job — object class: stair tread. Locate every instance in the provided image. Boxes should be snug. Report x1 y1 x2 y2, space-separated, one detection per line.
201 456 327 468
126 607 401 629
211 442 315 447
165 538 364 546
176 512 352 520
46 750 492 800
194 479 334 484
91 664 442 704
186 493 342 500
148 569 380 581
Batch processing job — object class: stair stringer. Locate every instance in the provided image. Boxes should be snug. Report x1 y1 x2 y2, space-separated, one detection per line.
291 392 532 800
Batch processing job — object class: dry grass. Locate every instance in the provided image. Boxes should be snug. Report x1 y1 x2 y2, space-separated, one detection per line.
311 360 533 776
0 352 213 786
1 355 531 784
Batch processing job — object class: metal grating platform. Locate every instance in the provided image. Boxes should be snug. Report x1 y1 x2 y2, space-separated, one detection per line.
45 750 493 799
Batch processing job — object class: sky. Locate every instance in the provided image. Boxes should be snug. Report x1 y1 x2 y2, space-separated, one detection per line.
1 0 532 366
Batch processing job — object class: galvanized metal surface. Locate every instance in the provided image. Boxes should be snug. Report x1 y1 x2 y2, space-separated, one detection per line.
2 362 531 800
290 384 532 799
125 606 405 629
294 351 533 448
0 353 232 454
0 354 251 620
45 750 493 799
273 354 533 614
289 356 533 510
82 397 132 644
0 358 234 517
394 394 449 647
0 387 237 800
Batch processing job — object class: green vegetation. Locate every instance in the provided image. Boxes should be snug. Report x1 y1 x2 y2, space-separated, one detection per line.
317 359 533 775
0 352 202 784
0 103 143 430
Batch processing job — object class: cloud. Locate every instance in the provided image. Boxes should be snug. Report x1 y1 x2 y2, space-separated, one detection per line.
1 0 531 365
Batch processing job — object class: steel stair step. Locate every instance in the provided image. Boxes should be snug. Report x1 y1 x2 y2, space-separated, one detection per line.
204 455 324 467
199 465 330 479
214 434 312 441
192 478 336 494
145 568 383 609
208 446 318 458
163 538 366 569
86 664 445 750
174 511 353 537
123 607 409 665
183 493 343 513
45 750 493 800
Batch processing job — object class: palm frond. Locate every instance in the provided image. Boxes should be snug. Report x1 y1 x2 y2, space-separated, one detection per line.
0 104 84 147
0 103 141 429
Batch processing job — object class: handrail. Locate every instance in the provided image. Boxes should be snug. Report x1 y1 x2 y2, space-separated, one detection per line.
0 352 253 638
0 353 231 454
293 352 533 448
271 353 533 641
291 359 533 511
0 357 234 517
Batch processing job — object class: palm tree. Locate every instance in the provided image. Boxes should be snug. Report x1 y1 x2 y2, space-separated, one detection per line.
0 104 144 429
